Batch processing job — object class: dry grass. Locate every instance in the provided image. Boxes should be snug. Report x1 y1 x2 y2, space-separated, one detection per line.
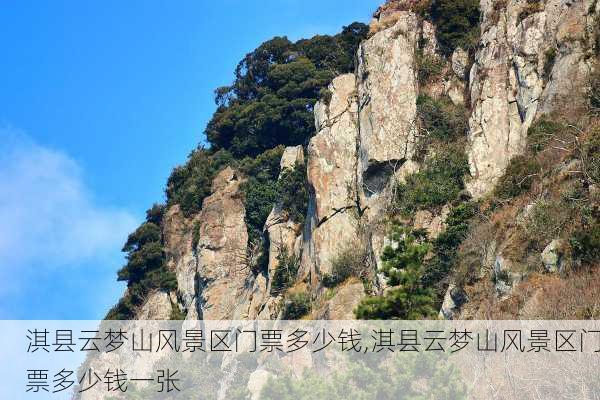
460 267 600 319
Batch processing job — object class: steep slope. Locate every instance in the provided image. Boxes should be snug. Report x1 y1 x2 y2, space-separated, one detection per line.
107 0 600 321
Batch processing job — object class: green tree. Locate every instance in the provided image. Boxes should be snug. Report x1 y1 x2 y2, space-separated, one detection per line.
205 24 368 157
355 226 436 320
429 0 480 55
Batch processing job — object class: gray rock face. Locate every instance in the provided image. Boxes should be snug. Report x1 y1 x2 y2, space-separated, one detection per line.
541 239 565 273
466 0 594 198
264 146 304 291
357 12 419 191
439 284 468 320
315 279 366 319
302 74 360 278
136 291 173 320
451 48 469 78
128 1 597 323
194 167 267 320
493 255 522 298
247 370 273 400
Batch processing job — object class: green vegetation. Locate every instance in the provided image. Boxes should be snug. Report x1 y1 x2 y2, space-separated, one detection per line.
191 220 201 252
590 70 600 114
570 222 600 265
417 95 468 142
396 149 470 215
169 300 186 320
206 24 368 158
106 206 178 320
166 149 233 217
261 352 466 399
429 0 481 55
277 164 309 224
270 246 301 295
543 48 557 80
527 117 564 154
416 49 445 85
423 201 478 301
281 291 311 319
594 16 600 56
582 132 600 183
238 147 284 243
355 226 436 320
322 246 371 288
524 198 573 249
493 155 540 200
158 23 366 275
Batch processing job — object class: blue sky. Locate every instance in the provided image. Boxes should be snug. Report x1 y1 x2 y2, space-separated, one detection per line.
0 1 380 319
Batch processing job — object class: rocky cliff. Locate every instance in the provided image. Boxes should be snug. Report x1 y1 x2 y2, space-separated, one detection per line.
114 0 600 321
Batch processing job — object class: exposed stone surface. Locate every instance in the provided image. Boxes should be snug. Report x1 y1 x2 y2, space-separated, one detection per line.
124 0 597 324
162 205 198 318
194 167 265 320
264 146 305 291
247 369 273 400
413 205 450 240
315 279 366 319
451 48 469 78
493 255 522 298
466 0 594 198
541 239 565 273
136 291 172 320
301 74 360 279
358 13 419 189
439 284 467 320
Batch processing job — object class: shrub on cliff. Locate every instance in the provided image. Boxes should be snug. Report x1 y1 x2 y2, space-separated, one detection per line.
322 246 371 288
270 246 301 295
355 226 436 320
281 291 311 320
277 164 309 224
423 201 478 301
493 155 540 200
527 117 565 154
570 222 600 266
107 216 177 320
429 0 480 55
239 147 285 244
582 132 600 183
590 70 600 115
166 148 233 217
417 94 468 141
396 149 470 215
416 50 446 85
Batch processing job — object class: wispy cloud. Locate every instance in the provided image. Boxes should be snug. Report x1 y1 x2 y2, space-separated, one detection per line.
0 127 138 300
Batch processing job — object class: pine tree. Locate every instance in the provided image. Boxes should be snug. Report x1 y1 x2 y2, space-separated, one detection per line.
355 225 436 320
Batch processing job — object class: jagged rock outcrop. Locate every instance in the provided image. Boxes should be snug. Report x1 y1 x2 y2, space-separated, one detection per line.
194 167 269 319
301 74 360 279
357 12 419 196
541 238 566 272
123 0 598 322
313 279 366 319
264 146 304 289
466 0 595 198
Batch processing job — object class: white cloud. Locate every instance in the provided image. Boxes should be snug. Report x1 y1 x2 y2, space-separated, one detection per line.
0 127 138 280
